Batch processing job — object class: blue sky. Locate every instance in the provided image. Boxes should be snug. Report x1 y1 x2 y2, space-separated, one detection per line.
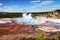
0 0 60 12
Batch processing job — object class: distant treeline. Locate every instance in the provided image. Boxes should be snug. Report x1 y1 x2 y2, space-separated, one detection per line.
0 9 60 18
0 12 48 18
0 12 47 18
32 12 49 17
0 12 22 18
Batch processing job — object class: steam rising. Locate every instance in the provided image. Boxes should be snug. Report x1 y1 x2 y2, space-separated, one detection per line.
16 12 47 25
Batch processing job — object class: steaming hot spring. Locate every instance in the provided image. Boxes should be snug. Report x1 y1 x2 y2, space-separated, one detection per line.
16 13 46 25
0 12 60 32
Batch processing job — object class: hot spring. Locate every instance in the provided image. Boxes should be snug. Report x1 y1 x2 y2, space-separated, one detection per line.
16 13 47 25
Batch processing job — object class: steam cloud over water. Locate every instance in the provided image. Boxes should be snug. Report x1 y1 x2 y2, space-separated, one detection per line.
16 13 47 25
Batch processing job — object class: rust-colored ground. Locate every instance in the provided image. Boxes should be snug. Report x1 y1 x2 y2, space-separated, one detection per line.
0 22 39 40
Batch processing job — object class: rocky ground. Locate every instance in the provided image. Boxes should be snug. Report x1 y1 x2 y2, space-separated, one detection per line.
0 23 40 40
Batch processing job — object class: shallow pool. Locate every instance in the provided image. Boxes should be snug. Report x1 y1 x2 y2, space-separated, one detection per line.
16 18 46 25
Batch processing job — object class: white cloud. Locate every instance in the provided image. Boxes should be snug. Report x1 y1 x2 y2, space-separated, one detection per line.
0 6 21 12
30 0 40 3
50 5 60 10
0 5 29 12
0 3 3 6
31 0 54 8
51 5 60 8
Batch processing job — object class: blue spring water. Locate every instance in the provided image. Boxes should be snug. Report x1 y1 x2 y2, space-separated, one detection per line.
17 19 40 25
16 18 60 29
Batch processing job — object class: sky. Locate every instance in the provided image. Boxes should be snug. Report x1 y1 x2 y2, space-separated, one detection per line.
0 0 60 12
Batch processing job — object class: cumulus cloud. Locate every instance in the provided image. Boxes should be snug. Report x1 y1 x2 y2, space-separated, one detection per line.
31 0 54 8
